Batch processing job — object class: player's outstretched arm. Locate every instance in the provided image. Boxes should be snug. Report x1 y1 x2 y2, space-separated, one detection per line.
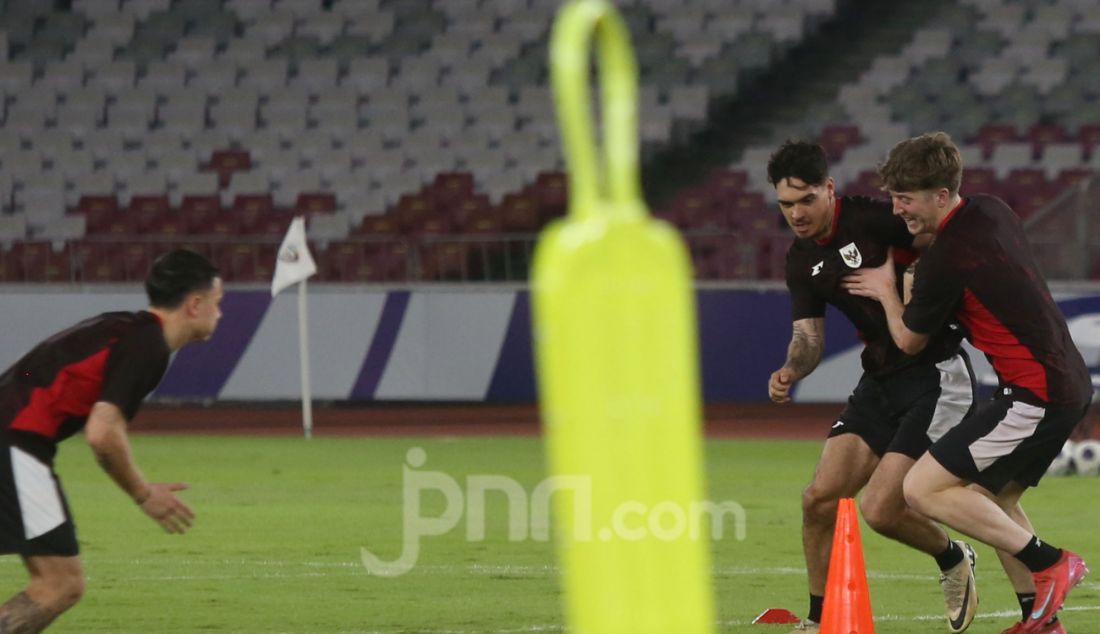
842 251 929 355
85 402 194 534
769 317 825 403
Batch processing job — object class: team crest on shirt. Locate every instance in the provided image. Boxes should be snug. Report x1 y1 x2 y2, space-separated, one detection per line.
839 242 862 268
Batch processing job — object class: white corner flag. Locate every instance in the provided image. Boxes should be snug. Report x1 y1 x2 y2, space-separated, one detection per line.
272 216 317 297
272 216 317 439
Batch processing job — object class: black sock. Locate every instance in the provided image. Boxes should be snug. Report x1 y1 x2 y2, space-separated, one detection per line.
808 593 824 623
1017 592 1060 624
1014 536 1063 572
934 539 965 572
1017 593 1035 621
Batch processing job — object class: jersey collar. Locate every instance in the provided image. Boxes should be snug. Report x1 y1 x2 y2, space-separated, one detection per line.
938 197 967 232
814 198 842 246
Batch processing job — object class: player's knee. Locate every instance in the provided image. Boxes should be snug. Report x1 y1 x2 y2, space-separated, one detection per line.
901 472 930 516
33 567 84 611
59 570 85 610
860 492 899 535
801 483 839 525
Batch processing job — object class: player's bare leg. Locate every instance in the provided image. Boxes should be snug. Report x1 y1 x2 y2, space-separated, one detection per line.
860 452 951 553
970 483 1037 593
865 453 977 631
800 433 878 623
904 455 1034 551
0 555 84 633
973 483 1065 632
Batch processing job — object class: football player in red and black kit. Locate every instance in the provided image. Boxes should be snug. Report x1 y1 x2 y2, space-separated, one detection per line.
0 249 223 632
846 131 1091 634
767 140 991 632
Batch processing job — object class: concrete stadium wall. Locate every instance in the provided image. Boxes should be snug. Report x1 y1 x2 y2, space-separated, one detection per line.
1 284 1098 403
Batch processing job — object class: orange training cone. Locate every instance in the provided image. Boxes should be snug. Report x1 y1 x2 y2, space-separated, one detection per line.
820 498 875 633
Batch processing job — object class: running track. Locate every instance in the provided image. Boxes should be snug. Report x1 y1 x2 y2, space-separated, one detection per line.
132 403 1099 440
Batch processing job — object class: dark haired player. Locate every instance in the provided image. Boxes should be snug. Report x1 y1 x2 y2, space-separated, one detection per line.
0 249 223 632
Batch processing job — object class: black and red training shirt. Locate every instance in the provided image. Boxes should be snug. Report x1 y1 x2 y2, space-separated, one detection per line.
786 196 964 377
904 194 1092 406
0 311 169 462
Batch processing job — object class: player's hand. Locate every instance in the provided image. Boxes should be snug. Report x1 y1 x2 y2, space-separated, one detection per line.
137 482 195 534
842 248 897 303
769 368 794 403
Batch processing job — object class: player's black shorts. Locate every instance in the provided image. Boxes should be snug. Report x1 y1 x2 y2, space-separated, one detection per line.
828 351 975 460
0 444 79 557
928 390 1089 494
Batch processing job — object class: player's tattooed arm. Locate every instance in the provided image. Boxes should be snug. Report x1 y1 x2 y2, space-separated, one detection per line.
785 317 825 380
769 318 824 402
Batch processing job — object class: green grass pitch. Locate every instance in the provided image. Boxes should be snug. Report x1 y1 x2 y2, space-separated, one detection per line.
2 434 1097 632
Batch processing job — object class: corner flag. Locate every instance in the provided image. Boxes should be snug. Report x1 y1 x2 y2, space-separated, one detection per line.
271 216 317 297
270 215 317 438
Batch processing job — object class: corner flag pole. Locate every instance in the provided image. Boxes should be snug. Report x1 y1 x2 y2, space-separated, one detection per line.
271 216 318 440
298 277 314 439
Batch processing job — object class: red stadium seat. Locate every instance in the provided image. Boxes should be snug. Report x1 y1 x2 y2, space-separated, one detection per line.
730 193 771 232
180 194 221 216
498 192 540 232
452 193 493 230
1079 124 1100 160
129 194 170 216
119 243 154 280
11 242 72 283
323 241 367 281
1055 168 1094 189
355 214 400 236
705 168 748 196
1004 168 1047 191
77 246 124 282
0 248 22 282
207 149 252 187
404 213 453 236
181 204 217 233
431 172 476 209
205 212 242 236
960 167 996 194
232 193 274 215
1026 123 1068 154
533 171 567 219
249 213 292 236
419 242 474 281
819 125 863 161
77 194 119 216
145 213 187 236
392 193 434 232
214 243 264 282
369 242 410 281
975 123 1020 158
295 192 337 215
461 209 502 234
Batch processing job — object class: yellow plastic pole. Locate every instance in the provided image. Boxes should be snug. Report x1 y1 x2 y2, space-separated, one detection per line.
531 2 715 633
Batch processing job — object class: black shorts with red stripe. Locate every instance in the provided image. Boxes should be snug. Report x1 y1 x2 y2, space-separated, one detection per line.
0 442 79 557
928 388 1090 494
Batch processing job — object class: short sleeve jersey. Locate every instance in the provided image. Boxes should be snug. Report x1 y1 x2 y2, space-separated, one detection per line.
903 194 1092 406
0 311 170 462
786 196 963 376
